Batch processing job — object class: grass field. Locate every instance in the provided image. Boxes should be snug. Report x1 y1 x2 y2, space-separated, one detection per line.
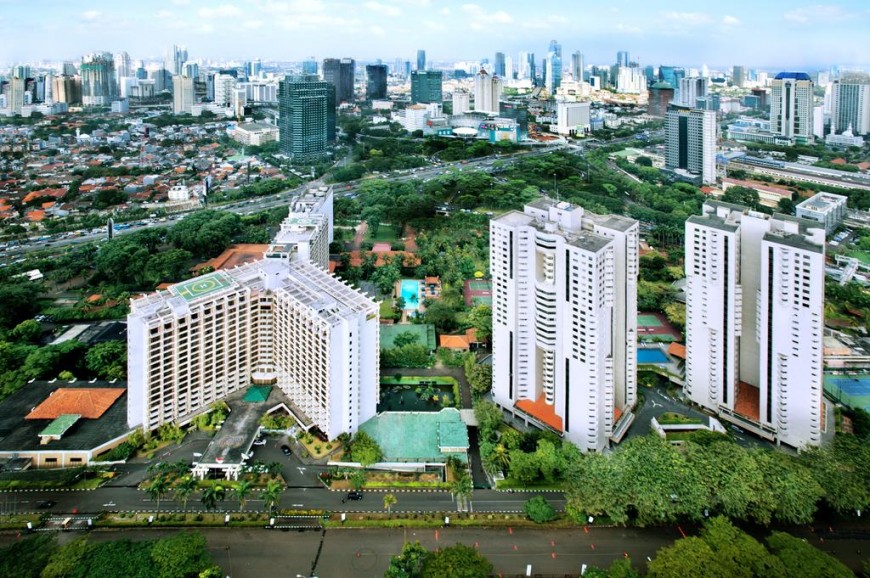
843 250 870 265
365 226 400 243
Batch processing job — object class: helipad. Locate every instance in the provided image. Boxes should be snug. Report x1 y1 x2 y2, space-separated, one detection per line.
170 271 234 302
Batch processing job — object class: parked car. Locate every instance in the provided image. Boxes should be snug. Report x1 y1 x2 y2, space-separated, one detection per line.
346 491 363 501
281 445 292 456
253 438 266 446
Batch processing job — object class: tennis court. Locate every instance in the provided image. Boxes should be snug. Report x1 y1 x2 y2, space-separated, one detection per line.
825 374 870 412
638 314 664 327
464 278 493 307
469 280 490 291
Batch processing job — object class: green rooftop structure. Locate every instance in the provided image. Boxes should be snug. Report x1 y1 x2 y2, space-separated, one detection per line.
39 414 81 439
359 408 469 463
170 271 234 302
380 324 436 351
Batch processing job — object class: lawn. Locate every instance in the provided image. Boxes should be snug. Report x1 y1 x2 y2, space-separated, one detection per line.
658 412 703 425
843 249 870 265
364 225 399 243
379 299 396 319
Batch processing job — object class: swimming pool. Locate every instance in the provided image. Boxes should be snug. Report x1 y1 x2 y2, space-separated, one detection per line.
400 279 421 310
637 348 669 364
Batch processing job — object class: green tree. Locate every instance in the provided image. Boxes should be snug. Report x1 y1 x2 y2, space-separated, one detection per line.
721 185 761 209
648 537 725 578
383 492 397 514
0 533 58 578
508 451 540 484
393 331 420 348
146 475 170 513
421 543 493 578
174 476 197 511
766 532 853 578
200 485 226 512
231 480 253 512
465 305 492 341
85 340 127 380
0 282 42 329
41 536 89 578
150 532 213 578
348 430 384 466
10 319 42 343
143 248 193 286
260 480 283 514
473 400 503 439
524 495 556 523
385 541 429 578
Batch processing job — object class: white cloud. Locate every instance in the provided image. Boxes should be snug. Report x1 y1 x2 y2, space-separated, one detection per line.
491 10 512 24
368 25 386 37
364 1 401 17
784 4 848 23
616 23 643 34
439 7 450 16
661 11 713 26
170 0 190 5
461 4 484 16
155 10 174 20
193 23 215 34
198 4 242 18
423 20 446 32
81 10 102 21
242 20 264 29
722 15 741 26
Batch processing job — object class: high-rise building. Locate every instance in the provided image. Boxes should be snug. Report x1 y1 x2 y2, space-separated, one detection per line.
616 67 645 94
410 70 442 104
416 49 426 71
365 64 388 100
555 102 590 135
473 68 502 113
114 52 132 84
7 76 25 115
616 50 630 68
770 72 814 144
647 82 675 117
504 55 514 80
278 75 336 161
452 90 470 115
571 52 585 82
545 40 562 92
322 58 355 103
246 59 262 79
685 201 827 449
172 75 195 114
302 58 318 75
677 76 708 108
494 52 506 78
732 65 746 88
830 75 870 136
658 66 685 88
490 199 639 452
665 105 717 185
62 61 77 76
52 75 80 105
127 190 380 440
80 52 117 106
213 74 237 107
165 45 188 76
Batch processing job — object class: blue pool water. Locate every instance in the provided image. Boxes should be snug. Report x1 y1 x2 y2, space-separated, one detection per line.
401 280 421 310
637 348 669 364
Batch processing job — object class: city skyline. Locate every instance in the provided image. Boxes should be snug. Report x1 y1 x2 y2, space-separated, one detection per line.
0 1 869 69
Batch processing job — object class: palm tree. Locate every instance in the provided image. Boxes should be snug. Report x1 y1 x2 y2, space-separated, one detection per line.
174 477 197 511
383 493 397 515
146 475 169 514
266 461 282 478
201 485 226 512
451 472 473 501
260 480 283 514
493 444 511 470
231 480 253 512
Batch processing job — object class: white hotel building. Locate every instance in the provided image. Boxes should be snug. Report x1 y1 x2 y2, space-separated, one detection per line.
685 201 827 449
490 199 638 452
128 188 379 440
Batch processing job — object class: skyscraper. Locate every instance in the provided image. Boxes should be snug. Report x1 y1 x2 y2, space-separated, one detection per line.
7 76 25 115
830 74 870 136
490 199 639 452
685 201 827 449
473 68 502 113
665 106 717 185
546 40 562 92
172 75 195 114
114 52 132 84
647 82 675 117
732 65 746 88
410 70 442 104
677 76 708 108
165 44 188 76
322 58 355 103
278 75 336 161
494 52 506 77
246 59 262 79
416 49 426 71
80 52 117 106
616 50 630 68
571 51 585 82
365 64 388 100
302 57 318 75
770 72 814 144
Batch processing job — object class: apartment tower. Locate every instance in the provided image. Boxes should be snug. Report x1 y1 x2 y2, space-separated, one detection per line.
770 72 815 144
490 199 638 452
685 201 827 449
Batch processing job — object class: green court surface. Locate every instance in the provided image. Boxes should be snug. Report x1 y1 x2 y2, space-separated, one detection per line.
471 296 493 306
469 280 491 291
638 314 663 327
171 271 234 302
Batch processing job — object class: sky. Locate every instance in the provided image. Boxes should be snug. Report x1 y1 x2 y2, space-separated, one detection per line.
0 0 868 70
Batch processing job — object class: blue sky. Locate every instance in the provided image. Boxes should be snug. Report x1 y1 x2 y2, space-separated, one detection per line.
1 0 868 69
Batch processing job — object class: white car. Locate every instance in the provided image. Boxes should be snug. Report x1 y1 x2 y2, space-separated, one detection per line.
253 438 267 446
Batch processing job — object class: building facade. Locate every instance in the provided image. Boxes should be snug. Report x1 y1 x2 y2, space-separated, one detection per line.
830 77 870 136
685 201 827 449
473 68 502 114
665 106 717 185
647 82 675 117
278 75 336 161
322 58 355 103
795 192 848 234
770 72 814 144
490 199 638 452
172 75 195 114
365 64 388 101
410 70 443 104
81 52 117 106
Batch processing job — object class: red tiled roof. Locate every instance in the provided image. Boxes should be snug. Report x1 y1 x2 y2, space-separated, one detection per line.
26 388 125 420
667 342 686 360
439 334 470 349
515 396 563 432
